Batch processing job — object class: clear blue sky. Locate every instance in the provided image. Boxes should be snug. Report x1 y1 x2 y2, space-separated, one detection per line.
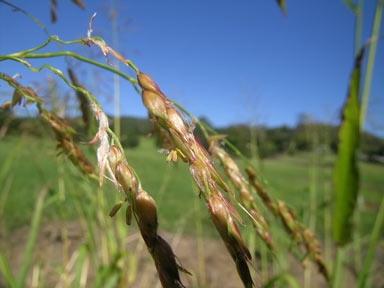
0 0 383 136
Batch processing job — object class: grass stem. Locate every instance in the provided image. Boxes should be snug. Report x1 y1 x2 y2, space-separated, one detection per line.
331 246 345 288
360 0 383 129
356 197 384 288
16 186 48 288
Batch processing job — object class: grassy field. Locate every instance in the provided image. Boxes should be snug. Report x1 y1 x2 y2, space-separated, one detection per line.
0 135 383 241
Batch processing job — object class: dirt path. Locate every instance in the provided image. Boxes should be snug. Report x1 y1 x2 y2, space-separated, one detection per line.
1 221 383 287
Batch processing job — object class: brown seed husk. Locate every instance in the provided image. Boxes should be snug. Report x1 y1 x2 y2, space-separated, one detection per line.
151 236 187 288
137 72 162 95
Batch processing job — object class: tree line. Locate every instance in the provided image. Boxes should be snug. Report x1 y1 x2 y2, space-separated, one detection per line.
1 109 383 162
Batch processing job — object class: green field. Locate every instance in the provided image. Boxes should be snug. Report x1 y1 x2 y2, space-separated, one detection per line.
1 135 383 240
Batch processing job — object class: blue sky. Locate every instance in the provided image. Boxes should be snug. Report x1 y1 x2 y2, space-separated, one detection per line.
0 0 383 136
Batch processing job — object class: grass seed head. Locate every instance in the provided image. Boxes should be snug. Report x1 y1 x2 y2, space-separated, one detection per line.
116 161 136 196
12 89 23 106
152 236 187 288
207 193 253 288
189 158 211 194
142 90 168 120
168 129 196 161
137 71 255 287
137 72 163 95
38 107 95 176
208 193 251 260
136 189 158 243
109 145 124 174
166 106 188 137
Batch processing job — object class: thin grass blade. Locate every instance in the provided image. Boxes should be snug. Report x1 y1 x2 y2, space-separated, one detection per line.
360 0 383 128
73 245 88 288
0 140 24 185
0 249 16 288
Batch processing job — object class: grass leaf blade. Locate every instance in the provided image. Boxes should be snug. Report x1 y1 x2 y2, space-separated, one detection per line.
332 46 366 245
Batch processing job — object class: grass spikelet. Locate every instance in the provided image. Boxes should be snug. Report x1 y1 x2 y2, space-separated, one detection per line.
135 189 158 246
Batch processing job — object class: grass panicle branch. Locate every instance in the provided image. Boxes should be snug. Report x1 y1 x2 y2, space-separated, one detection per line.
0 73 96 178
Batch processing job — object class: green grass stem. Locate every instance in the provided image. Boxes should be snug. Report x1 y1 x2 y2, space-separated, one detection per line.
0 249 16 288
15 186 48 288
355 0 363 56
356 197 384 288
360 0 383 129
331 246 345 288
0 0 50 36
73 245 88 288
0 51 138 88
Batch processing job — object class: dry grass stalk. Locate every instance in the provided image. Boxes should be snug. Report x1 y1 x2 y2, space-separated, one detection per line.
137 72 254 288
208 136 274 250
246 167 329 280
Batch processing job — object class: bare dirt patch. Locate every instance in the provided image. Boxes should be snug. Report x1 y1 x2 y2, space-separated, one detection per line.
1 221 383 287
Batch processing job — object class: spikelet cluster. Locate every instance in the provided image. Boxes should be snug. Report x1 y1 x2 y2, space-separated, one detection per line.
137 72 254 288
0 73 94 176
108 145 189 288
246 167 329 280
38 105 94 176
208 136 274 250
